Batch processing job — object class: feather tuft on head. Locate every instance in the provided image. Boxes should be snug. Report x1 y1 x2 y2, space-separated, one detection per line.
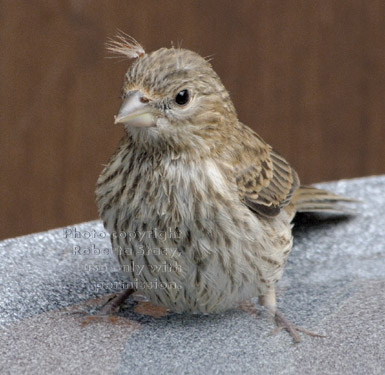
106 32 145 59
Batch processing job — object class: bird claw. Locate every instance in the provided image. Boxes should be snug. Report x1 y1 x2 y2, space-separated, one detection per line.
80 289 135 327
63 289 135 327
271 310 326 344
98 288 135 315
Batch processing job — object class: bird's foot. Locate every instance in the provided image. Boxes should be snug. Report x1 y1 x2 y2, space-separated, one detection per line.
271 309 326 344
98 288 135 315
72 288 135 327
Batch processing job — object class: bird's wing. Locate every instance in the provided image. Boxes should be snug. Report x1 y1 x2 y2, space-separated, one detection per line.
235 134 299 217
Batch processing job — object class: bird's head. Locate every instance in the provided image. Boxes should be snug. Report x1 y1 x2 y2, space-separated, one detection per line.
107 34 237 152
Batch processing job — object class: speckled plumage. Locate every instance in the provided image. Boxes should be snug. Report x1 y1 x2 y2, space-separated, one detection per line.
96 38 352 333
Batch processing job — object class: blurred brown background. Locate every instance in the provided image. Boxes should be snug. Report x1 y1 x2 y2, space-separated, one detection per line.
1 0 384 240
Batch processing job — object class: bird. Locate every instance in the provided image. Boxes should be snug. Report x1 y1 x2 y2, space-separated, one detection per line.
95 34 355 342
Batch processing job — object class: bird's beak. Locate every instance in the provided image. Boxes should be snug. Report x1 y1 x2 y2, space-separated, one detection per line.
114 90 156 127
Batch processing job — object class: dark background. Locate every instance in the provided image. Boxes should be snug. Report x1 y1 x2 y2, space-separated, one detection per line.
1 0 384 240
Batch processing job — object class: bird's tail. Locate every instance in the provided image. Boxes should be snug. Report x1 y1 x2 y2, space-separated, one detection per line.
292 185 358 215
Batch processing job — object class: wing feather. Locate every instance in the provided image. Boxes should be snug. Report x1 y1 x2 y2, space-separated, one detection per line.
236 133 299 217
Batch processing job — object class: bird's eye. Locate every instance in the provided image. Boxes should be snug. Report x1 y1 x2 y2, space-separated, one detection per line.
175 89 190 106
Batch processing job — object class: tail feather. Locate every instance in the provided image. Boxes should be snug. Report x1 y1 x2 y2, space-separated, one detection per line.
292 185 359 215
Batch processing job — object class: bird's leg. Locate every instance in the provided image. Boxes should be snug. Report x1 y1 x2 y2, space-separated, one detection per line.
259 288 325 343
69 288 136 327
78 288 136 327
99 288 135 315
73 288 134 325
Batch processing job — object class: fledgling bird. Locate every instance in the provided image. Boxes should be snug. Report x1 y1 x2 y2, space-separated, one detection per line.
96 34 354 342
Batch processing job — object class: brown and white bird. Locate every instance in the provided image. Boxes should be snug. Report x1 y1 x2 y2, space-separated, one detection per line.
96 34 353 342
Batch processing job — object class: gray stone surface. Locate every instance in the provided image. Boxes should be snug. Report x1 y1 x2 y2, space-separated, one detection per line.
0 175 384 375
